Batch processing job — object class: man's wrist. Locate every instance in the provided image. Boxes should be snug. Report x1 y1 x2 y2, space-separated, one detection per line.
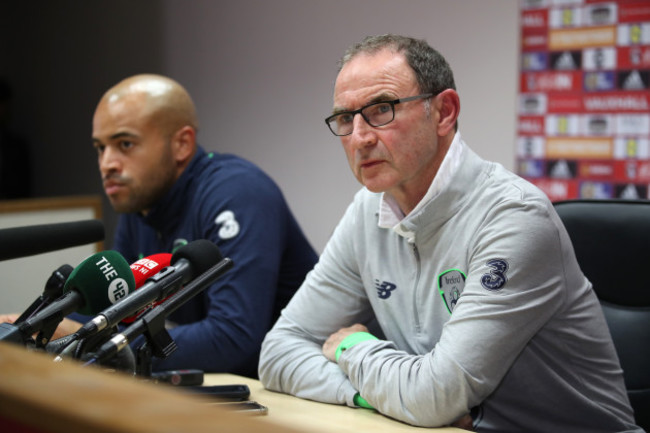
334 331 378 362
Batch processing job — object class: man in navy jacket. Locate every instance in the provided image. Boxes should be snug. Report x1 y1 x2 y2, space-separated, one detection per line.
87 74 317 377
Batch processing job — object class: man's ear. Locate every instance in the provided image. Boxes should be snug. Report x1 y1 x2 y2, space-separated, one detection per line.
171 125 196 165
436 89 460 137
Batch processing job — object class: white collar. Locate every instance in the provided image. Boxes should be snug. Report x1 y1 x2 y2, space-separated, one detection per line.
378 132 465 238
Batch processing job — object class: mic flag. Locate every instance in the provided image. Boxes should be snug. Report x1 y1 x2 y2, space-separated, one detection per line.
71 240 223 343
64 250 136 315
122 253 173 323
91 251 234 365
12 250 135 342
0 219 104 261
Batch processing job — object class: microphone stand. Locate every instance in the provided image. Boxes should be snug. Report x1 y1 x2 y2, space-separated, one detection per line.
88 258 234 376
0 315 60 348
0 322 28 345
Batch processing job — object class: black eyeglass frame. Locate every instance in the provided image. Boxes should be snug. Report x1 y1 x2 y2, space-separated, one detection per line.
325 93 434 137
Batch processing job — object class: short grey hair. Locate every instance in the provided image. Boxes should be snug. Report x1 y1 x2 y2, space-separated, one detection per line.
337 34 456 96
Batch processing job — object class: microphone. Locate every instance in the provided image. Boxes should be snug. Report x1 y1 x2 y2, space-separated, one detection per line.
122 253 173 324
16 250 135 340
73 240 223 342
0 219 104 261
14 264 74 324
90 254 234 365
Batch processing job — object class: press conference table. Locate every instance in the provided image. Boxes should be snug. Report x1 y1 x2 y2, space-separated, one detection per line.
204 373 464 433
0 341 463 433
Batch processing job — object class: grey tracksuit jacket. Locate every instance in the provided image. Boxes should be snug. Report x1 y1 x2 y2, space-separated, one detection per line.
259 136 639 432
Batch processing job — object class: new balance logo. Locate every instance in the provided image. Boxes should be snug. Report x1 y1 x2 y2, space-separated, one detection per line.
375 280 397 299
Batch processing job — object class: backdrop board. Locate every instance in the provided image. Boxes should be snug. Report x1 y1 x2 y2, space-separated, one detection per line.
517 0 650 201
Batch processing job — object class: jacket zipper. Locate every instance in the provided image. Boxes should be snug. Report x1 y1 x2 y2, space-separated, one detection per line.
412 243 422 333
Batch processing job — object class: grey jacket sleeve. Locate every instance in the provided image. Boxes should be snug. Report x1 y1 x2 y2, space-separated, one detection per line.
258 200 375 406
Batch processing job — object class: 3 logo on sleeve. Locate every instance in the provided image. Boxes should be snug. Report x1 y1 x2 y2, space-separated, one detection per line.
480 258 509 291
215 210 240 240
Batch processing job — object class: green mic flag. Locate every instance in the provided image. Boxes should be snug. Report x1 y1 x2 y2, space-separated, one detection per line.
64 250 135 315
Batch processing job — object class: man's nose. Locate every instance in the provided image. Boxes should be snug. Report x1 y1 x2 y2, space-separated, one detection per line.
347 113 377 148
99 147 121 174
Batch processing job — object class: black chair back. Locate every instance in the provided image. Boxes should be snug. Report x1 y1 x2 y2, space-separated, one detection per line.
554 199 650 431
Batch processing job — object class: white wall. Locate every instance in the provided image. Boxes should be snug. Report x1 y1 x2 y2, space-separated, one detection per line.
161 0 520 252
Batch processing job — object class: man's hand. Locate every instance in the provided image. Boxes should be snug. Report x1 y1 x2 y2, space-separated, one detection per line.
451 413 474 431
0 313 81 340
0 313 19 325
50 318 82 340
322 323 369 361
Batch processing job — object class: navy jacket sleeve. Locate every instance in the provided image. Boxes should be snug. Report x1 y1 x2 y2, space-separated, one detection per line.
148 164 314 376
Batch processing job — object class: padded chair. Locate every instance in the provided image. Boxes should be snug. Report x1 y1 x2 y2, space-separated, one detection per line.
554 199 650 431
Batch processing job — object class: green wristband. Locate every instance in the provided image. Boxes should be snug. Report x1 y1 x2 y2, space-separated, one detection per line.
353 392 375 409
334 331 378 362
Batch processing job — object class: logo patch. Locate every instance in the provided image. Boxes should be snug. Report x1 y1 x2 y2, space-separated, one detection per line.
374 280 397 299
437 269 466 314
480 259 509 291
108 278 129 304
215 210 240 239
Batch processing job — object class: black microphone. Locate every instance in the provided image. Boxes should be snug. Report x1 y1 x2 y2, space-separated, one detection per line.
15 250 135 342
72 240 223 343
0 219 104 261
90 255 234 365
14 264 74 324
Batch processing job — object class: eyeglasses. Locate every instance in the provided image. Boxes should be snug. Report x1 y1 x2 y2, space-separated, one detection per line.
325 93 433 137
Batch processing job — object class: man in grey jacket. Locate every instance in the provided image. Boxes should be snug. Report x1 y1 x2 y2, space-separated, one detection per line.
258 34 641 432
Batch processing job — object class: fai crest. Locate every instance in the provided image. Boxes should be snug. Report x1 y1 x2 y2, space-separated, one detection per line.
437 269 466 314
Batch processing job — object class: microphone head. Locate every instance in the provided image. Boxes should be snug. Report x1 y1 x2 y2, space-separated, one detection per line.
64 250 135 315
122 253 173 323
130 253 173 288
171 239 223 275
43 264 74 299
0 219 104 261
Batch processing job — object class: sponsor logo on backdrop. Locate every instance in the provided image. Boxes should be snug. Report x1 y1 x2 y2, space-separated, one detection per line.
547 159 578 178
615 183 648 199
617 114 650 136
517 3 650 201
550 50 582 69
583 47 617 70
546 137 612 159
518 159 546 178
618 70 650 91
523 52 549 71
522 29 549 51
617 23 650 46
519 93 548 115
530 178 578 201
578 160 614 179
618 46 650 69
549 6 581 28
550 26 616 50
614 160 650 183
519 116 545 136
583 92 650 112
613 137 650 159
517 136 546 158
579 181 613 199
584 71 616 91
584 3 617 27
546 114 580 136
522 71 582 92
523 9 548 29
